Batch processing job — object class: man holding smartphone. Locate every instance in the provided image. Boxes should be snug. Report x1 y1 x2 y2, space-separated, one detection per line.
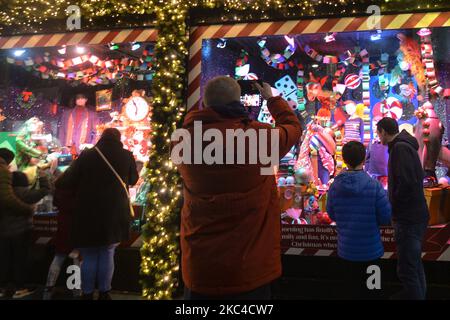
176 76 302 299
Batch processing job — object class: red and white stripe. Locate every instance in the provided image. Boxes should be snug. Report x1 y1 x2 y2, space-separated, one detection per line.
0 28 158 50
281 245 450 261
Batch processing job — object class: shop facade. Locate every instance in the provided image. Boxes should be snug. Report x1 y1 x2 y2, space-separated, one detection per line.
1 5 450 297
0 28 158 291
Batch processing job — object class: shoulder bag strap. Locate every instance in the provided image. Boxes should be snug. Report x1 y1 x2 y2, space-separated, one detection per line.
94 146 135 217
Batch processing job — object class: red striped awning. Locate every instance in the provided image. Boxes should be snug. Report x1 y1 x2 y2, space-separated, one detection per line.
0 28 158 50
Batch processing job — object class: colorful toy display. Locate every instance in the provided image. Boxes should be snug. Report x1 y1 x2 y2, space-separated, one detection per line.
411 27 450 185
202 28 448 226
344 74 361 90
372 97 403 120
6 47 155 86
415 101 445 184
96 89 152 163
14 117 60 185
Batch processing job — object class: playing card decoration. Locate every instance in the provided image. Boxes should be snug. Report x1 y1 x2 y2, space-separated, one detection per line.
275 75 298 109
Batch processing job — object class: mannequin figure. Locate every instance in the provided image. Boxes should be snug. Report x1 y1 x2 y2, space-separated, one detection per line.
342 101 364 144
59 93 97 154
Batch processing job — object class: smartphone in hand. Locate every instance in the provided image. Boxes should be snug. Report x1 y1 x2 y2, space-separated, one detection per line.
238 80 263 120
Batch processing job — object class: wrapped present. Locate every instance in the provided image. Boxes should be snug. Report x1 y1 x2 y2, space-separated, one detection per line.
424 187 450 225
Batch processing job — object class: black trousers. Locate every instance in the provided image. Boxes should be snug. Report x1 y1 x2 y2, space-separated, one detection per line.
0 231 32 290
184 283 272 300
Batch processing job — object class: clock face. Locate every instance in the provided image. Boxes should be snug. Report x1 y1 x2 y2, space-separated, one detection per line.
125 97 149 122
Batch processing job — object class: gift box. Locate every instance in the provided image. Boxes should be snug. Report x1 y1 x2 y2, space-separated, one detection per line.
424 187 450 225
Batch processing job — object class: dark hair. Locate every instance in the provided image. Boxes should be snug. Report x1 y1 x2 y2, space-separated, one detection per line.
101 128 121 141
376 117 399 135
12 171 29 187
0 148 15 165
75 93 87 100
342 141 366 168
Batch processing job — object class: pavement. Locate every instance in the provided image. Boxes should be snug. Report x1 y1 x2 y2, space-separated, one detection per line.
0 287 143 300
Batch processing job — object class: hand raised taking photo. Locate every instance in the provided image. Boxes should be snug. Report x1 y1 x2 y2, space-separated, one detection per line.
254 82 273 100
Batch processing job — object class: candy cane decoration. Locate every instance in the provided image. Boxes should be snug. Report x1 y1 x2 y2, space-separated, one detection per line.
359 49 371 107
295 125 314 176
417 28 444 96
318 146 335 176
359 49 371 146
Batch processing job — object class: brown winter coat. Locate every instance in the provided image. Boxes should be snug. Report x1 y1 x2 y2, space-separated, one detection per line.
176 96 302 295
0 157 33 237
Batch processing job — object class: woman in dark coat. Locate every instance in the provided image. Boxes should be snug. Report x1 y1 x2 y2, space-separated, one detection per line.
55 128 138 300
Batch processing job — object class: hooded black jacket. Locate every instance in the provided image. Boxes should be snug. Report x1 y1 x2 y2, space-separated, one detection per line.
387 130 429 224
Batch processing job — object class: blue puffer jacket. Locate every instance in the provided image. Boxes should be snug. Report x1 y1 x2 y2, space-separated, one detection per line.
327 170 392 262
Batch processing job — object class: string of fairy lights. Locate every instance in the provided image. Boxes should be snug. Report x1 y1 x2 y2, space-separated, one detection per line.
139 1 189 300
2 1 449 34
1 0 448 300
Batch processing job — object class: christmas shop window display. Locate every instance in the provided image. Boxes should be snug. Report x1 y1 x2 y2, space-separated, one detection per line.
230 36 363 198
0 90 92 215
96 89 153 206
6 45 155 87
413 28 450 186
341 101 365 145
367 29 449 187
204 29 449 226
275 39 378 225
59 93 98 156
14 117 60 213
280 163 333 226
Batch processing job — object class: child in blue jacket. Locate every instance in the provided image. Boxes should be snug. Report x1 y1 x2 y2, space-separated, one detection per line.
327 141 392 299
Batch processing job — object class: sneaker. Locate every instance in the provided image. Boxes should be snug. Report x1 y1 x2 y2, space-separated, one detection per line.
12 288 35 299
98 291 112 300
